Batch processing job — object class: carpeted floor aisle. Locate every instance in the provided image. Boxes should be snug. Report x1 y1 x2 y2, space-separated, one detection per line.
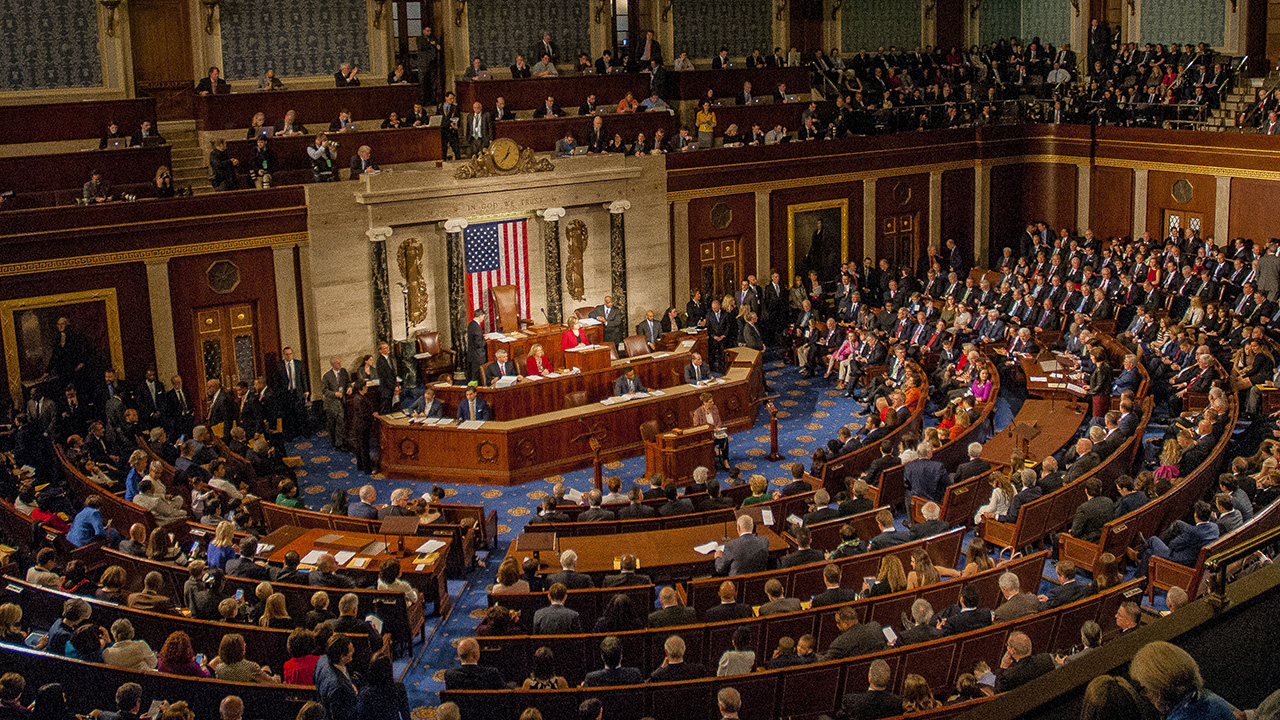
280 359 1020 714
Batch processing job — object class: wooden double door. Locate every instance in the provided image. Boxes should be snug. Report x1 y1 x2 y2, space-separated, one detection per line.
194 303 261 399
697 237 741 303
1163 209 1205 241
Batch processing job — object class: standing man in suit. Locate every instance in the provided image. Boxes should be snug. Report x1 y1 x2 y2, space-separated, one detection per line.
762 270 789 345
705 299 730 373
418 26 442 104
635 309 662 350
205 378 235 437
483 349 520 386
715 515 769 575
534 31 558 66
274 346 310 439
464 102 494 158
438 91 461 160
135 369 165 431
684 352 713 384
692 392 731 471
456 385 492 421
741 312 765 352
632 29 663 70
348 380 378 475
375 342 400 415
466 310 488 383
1257 241 1280 301
321 357 350 452
589 295 625 346
165 375 194 439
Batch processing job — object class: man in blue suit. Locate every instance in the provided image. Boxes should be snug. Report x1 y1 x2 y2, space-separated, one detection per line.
1134 501 1220 575
1112 353 1140 395
715 514 770 576
456 384 492 421
348 485 379 519
904 442 949 509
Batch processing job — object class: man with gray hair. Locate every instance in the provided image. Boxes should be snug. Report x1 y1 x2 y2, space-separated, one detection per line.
348 485 378 519
717 687 742 719
1064 437 1100 482
579 490 615 522
442 638 505 690
953 441 991 483
378 488 414 518
993 571 1040 621
898 598 942 645
649 635 711 681
547 549 594 589
910 501 950 539
801 489 837 526
904 440 949 510
1038 455 1065 493
993 468 1042 523
715 514 769 576
838 658 903 718
686 465 711 495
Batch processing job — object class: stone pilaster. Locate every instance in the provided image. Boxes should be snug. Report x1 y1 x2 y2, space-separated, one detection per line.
366 226 393 347
973 164 991 267
272 243 302 354
1132 169 1149 239
443 218 469 369
672 201 691 305
1215 176 1231 243
144 258 178 384
754 191 771 280
539 207 566 325
862 179 877 261
607 200 631 327
1077 164 1092 233
928 170 942 251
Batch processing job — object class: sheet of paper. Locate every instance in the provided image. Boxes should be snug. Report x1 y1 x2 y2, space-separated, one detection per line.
652 352 671 359
415 539 447 554
787 513 804 525
761 508 774 526
563 488 584 503
348 557 370 569
300 549 327 565
1029 376 1048 382
648 389 665 396
1066 383 1087 394
458 420 485 430
334 551 356 565
693 541 719 555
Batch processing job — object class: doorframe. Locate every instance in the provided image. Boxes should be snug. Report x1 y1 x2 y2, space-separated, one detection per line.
786 198 850 283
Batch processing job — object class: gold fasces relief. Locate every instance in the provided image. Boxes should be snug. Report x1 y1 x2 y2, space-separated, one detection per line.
396 237 430 330
566 219 588 301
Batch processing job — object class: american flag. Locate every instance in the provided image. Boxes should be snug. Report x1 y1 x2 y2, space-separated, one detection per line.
464 218 531 331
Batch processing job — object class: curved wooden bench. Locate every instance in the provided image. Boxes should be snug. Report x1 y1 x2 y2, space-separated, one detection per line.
786 505 887 550
443 579 1141 720
910 469 994 527
56 445 154 533
819 366 929 499
487 584 657 634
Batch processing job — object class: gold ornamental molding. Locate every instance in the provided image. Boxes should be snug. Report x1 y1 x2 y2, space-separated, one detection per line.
0 231 309 279
1 287 125 405
1094 156 1280 183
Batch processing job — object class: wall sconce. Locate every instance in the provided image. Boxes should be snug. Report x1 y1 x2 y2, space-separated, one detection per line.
1070 0 1079 16
454 0 467 26
99 0 121 37
201 0 219 35
969 0 981 18
775 0 787 21
1127 0 1134 14
372 0 388 28
924 0 935 17
594 0 608 24
661 0 673 21
831 0 842 20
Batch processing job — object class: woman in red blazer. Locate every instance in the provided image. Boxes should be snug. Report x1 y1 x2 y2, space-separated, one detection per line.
561 316 590 351
526 343 554 375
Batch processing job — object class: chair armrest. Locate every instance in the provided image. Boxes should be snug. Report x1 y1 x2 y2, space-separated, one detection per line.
909 495 926 524
981 518 1017 552
1057 533 1099 573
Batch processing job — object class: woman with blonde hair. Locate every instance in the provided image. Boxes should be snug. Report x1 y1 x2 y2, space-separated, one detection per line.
740 474 772 507
205 520 236 571
526 343 553 376
906 548 941 590
974 472 1015 525
0 603 25 643
561 316 590 350
1155 440 1182 482
1127 641 1235 718
259 593 293 629
863 555 907 597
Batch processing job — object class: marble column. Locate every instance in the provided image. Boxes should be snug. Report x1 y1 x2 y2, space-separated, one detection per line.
366 227 393 346
539 207 566 324
1132 169 1149 239
862 179 877 260
443 218 469 367
754 191 771 280
672 201 691 304
1214 176 1231 243
607 200 631 326
973 165 992 266
271 243 302 354
928 171 942 251
144 258 179 384
1076 164 1092 233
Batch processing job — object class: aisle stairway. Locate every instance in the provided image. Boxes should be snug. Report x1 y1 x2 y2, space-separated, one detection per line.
157 120 211 194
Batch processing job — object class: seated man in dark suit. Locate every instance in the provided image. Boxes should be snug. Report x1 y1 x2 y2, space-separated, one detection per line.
528 496 571 524
347 485 379 519
994 631 1057 693
714 514 769 575
658 484 695 517
780 526 825 568
897 599 944 646
868 508 911 551
810 564 858 607
1066 478 1113 543
821 605 887 660
648 636 711 682
617 487 657 519
602 553 652 587
757 578 803 616
334 62 360 86
578 490 616 522
1112 474 1150 518
442 637 505 690
613 366 647 396
684 352 713 384
703 581 754 622
696 481 735 512
936 586 993 635
1038 560 1092 608
860 440 898 486
904 442 950 509
532 583 583 634
224 536 272 581
582 635 644 686
483 349 521 386
648 586 697 627
778 463 812 497
1133 501 1220 575
308 553 357 589
800 490 838 527
546 549 594 589
909 502 951 540
952 442 992 483
455 385 492 421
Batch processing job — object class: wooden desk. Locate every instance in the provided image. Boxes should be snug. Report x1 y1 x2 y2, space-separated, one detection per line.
495 112 679 151
456 75 651 112
0 98 158 145
259 525 451 616
379 349 765 484
980 398 1085 467
669 67 811 101
566 345 613 372
506 523 790 583
194 85 421 131
224 126 442 185
709 100 822 136
0 145 172 207
1017 353 1088 401
485 323 604 367
430 345 696 421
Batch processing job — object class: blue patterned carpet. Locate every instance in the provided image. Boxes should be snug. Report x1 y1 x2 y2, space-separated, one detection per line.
282 359 1019 712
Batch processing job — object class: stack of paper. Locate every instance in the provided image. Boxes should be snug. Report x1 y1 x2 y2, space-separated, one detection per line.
693 541 721 555
415 539 447 554
300 549 327 565
563 488 585 503
334 551 356 565
458 420 485 430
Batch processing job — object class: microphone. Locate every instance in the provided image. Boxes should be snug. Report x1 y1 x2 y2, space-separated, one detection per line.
540 308 549 323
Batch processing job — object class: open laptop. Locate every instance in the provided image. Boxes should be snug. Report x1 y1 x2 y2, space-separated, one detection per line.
474 70 493 80
427 115 443 127
138 136 165 147
104 138 127 149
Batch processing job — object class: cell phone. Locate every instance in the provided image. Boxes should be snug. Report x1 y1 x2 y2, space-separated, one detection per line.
882 626 898 644
188 541 200 555
196 654 206 665
234 589 244 601
178 435 186 443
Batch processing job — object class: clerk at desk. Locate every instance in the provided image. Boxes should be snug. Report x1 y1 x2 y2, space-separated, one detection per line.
483 349 521 386
614 367 647 396
456 384 492 421
684 352 714 385
411 387 444 418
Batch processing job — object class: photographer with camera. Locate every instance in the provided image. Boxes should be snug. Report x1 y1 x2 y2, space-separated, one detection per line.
251 137 277 189
307 134 338 183
209 139 240 191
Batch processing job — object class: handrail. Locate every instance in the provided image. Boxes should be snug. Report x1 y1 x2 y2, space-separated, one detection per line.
1203 522 1280 608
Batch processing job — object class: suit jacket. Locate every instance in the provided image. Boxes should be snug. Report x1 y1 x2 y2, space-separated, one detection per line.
483 360 520 385
442 663 505 690
1069 496 1114 542
1064 451 1101 482
904 458 949 503
1113 491 1149 518
758 597 803 616
659 497 695 517
348 501 379 519
704 602 754 622
839 690 903 720
578 507 615 522
546 570 594 589
715 533 769 575
861 454 897 485
1166 521 1219 566
466 320 487 369
206 390 235 432
953 459 991 483
635 318 663 345
780 547 826 568
742 322 764 350
532 604 582 634
614 375 647 396
995 653 1057 693
583 666 644 687
648 605 698 627
1000 486 1043 522
225 557 272 582
590 304 625 344
602 572 652 588
868 529 911 551
909 519 950 540
348 155 380 180
456 397 492 421
811 587 858 608
939 607 993 635
822 622 887 660
1042 581 1091 609
993 593 1042 623
684 362 712 384
463 112 494 145
618 503 656 520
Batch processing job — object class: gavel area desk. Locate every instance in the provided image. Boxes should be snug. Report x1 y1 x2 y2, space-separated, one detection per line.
378 349 765 485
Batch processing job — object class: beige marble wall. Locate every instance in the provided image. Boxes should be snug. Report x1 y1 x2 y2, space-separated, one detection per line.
301 153 670 388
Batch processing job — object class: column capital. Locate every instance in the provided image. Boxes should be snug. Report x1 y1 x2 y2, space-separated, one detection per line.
443 218 469 233
366 226 393 243
605 200 631 215
538 207 566 222
143 256 170 267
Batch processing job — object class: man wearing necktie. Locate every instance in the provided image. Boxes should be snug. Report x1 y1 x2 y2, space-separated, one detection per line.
456 384 492 421
704 300 729 373
684 353 712 384
275 346 310 438
633 30 661 68
613 367 647 396
636 309 662 350
165 375 193 439
465 101 493 158
438 91 461 160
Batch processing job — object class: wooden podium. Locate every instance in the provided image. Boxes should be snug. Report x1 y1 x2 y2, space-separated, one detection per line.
644 425 716 487
565 345 613 372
